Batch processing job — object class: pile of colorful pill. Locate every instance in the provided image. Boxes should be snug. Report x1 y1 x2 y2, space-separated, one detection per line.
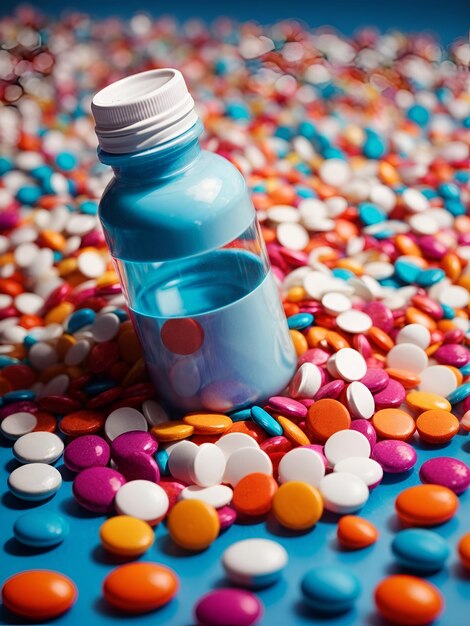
1 7 470 625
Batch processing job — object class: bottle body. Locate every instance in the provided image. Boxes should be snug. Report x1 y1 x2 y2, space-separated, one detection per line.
98 128 296 412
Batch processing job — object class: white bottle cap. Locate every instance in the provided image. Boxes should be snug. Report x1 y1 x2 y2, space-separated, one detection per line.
91 68 199 154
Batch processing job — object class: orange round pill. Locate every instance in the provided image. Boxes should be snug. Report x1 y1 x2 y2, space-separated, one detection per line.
367 327 394 352
307 399 351 444
272 481 323 530
406 391 452 413
395 484 459 526
232 472 278 516
290 329 308 356
59 410 106 436
372 408 416 441
33 411 57 433
103 562 178 613
375 575 443 625
2 570 77 620
416 409 460 444
182 413 233 434
167 499 220 551
337 516 379 550
385 368 421 390
151 421 194 442
226 420 267 443
458 532 470 570
276 415 310 446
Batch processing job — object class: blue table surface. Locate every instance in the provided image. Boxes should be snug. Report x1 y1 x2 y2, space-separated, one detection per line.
1 430 469 626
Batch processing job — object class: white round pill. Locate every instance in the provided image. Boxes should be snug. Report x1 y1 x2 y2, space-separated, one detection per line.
14 293 44 315
288 362 322 398
114 480 169 524
386 343 428 374
168 440 198 484
64 339 91 366
92 312 120 342
319 471 369 513
324 430 371 466
142 400 169 426
321 292 352 315
180 484 233 508
336 310 373 334
277 222 309 251
224 447 272 486
437 285 470 309
1 412 37 440
77 250 106 278
192 443 226 487
334 348 367 382
8 463 62 500
319 159 351 187
13 432 64 464
396 324 431 349
334 457 383 488
222 538 288 587
28 342 59 371
418 365 458 397
346 381 375 419
104 407 148 441
278 447 325 487
215 433 259 460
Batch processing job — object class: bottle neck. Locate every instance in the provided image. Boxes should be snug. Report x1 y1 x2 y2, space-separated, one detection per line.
97 120 204 183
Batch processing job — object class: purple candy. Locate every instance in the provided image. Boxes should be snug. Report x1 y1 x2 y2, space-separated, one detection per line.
72 467 125 513
419 457 470 494
364 301 394 333
118 451 160 483
373 379 406 409
371 440 417 473
418 236 448 259
350 419 377 448
268 396 307 418
0 401 37 420
217 506 237 530
63 435 110 473
314 379 346 401
111 430 158 463
0 211 20 230
304 444 328 468
434 344 470 367
195 588 264 626
443 329 465 344
360 369 390 393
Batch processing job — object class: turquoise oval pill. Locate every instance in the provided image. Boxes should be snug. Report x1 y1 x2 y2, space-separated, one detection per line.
447 383 470 405
392 529 450 573
441 304 455 319
301 565 361 614
358 202 386 226
155 448 170 476
3 389 36 404
229 408 253 422
415 268 446 287
394 259 421 284
67 308 96 334
251 406 283 437
13 510 69 548
460 363 470 377
287 313 314 330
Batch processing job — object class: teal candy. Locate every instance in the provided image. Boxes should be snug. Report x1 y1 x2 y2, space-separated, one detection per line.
447 383 470 405
445 198 466 216
15 185 41 205
394 258 421 283
441 304 455 319
332 268 354 280
66 308 96 333
301 565 361 614
416 268 446 287
358 202 386 226
460 363 470 377
439 182 460 199
229 408 253 422
392 529 450 572
287 313 314 330
251 406 283 437
407 104 430 126
155 448 170 476
14 510 69 548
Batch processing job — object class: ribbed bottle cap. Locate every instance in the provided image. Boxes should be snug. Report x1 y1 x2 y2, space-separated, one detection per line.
91 69 198 154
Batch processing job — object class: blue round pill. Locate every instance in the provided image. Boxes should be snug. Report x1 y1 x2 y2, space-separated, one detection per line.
447 383 470 405
14 510 69 548
415 268 446 287
3 389 36 404
229 407 253 422
394 259 421 284
301 565 361 614
155 448 170 476
287 313 314 330
67 308 96 333
251 406 283 437
392 529 450 573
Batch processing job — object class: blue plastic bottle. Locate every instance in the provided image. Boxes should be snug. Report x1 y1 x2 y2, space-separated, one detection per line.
92 69 296 413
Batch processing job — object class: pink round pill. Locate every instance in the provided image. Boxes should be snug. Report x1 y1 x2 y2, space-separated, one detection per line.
419 457 470 494
217 505 237 530
195 588 263 626
159 479 186 509
304 444 328 468
63 435 110 473
434 344 470 367
267 396 307 418
364 301 394 333
350 419 377 448
72 467 125 513
314 379 346 400
360 369 390 393
111 430 158 463
297 348 330 367
373 379 406 410
371 440 417 473
353 334 372 358
118 452 160 483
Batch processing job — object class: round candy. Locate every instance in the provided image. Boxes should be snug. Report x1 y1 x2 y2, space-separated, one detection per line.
103 562 178 613
319 472 369 514
336 310 372 334
301 565 361 614
1 411 37 439
168 499 220 551
346 381 375 419
194 588 264 626
151 420 194 442
419 457 470 494
307 399 351 444
395 484 459 526
250 406 283 437
104 407 148 441
224 447 272 486
13 431 64 464
289 362 322 398
272 481 323 530
371 408 415 441
183 412 233 434
222 538 288 587
374 575 443 625
2 570 77 620
9 463 62 501
333 348 367 382
392 529 450 573
100 515 154 557
416 409 459 443
14 510 69 548
373 379 406 410
232 473 278 516
277 447 325 487
217 505 237 530
63 435 110 472
386 343 428 374
59 410 106 436
406 391 452 413
337 516 379 550
371 440 417 473
215 432 259 459
181 484 233 508
334 457 383 489
350 419 377 447
396 324 431 349
114 480 169 525
111 430 158 462
118 451 161 483
268 396 307 418
324 430 371 466
276 415 310 446
418 365 458 397
73 467 125 513
458 532 470 570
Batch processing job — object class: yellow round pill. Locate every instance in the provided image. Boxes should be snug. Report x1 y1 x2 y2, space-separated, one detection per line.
406 391 451 413
100 515 155 557
182 413 233 434
167 500 220 551
272 481 323 530
276 415 310 446
151 421 194 442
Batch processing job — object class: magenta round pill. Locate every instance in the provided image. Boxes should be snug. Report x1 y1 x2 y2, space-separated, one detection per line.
419 457 470 494
314 379 346 401
218 506 237 530
117 451 160 483
350 419 377 448
434 344 470 367
72 467 125 513
373 379 406 410
360 368 390 393
194 588 263 626
371 440 417 473
111 430 158 463
364 301 394 333
63 435 110 473
298 348 330 366
353 334 372 358
267 396 307 418
304 444 328 468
